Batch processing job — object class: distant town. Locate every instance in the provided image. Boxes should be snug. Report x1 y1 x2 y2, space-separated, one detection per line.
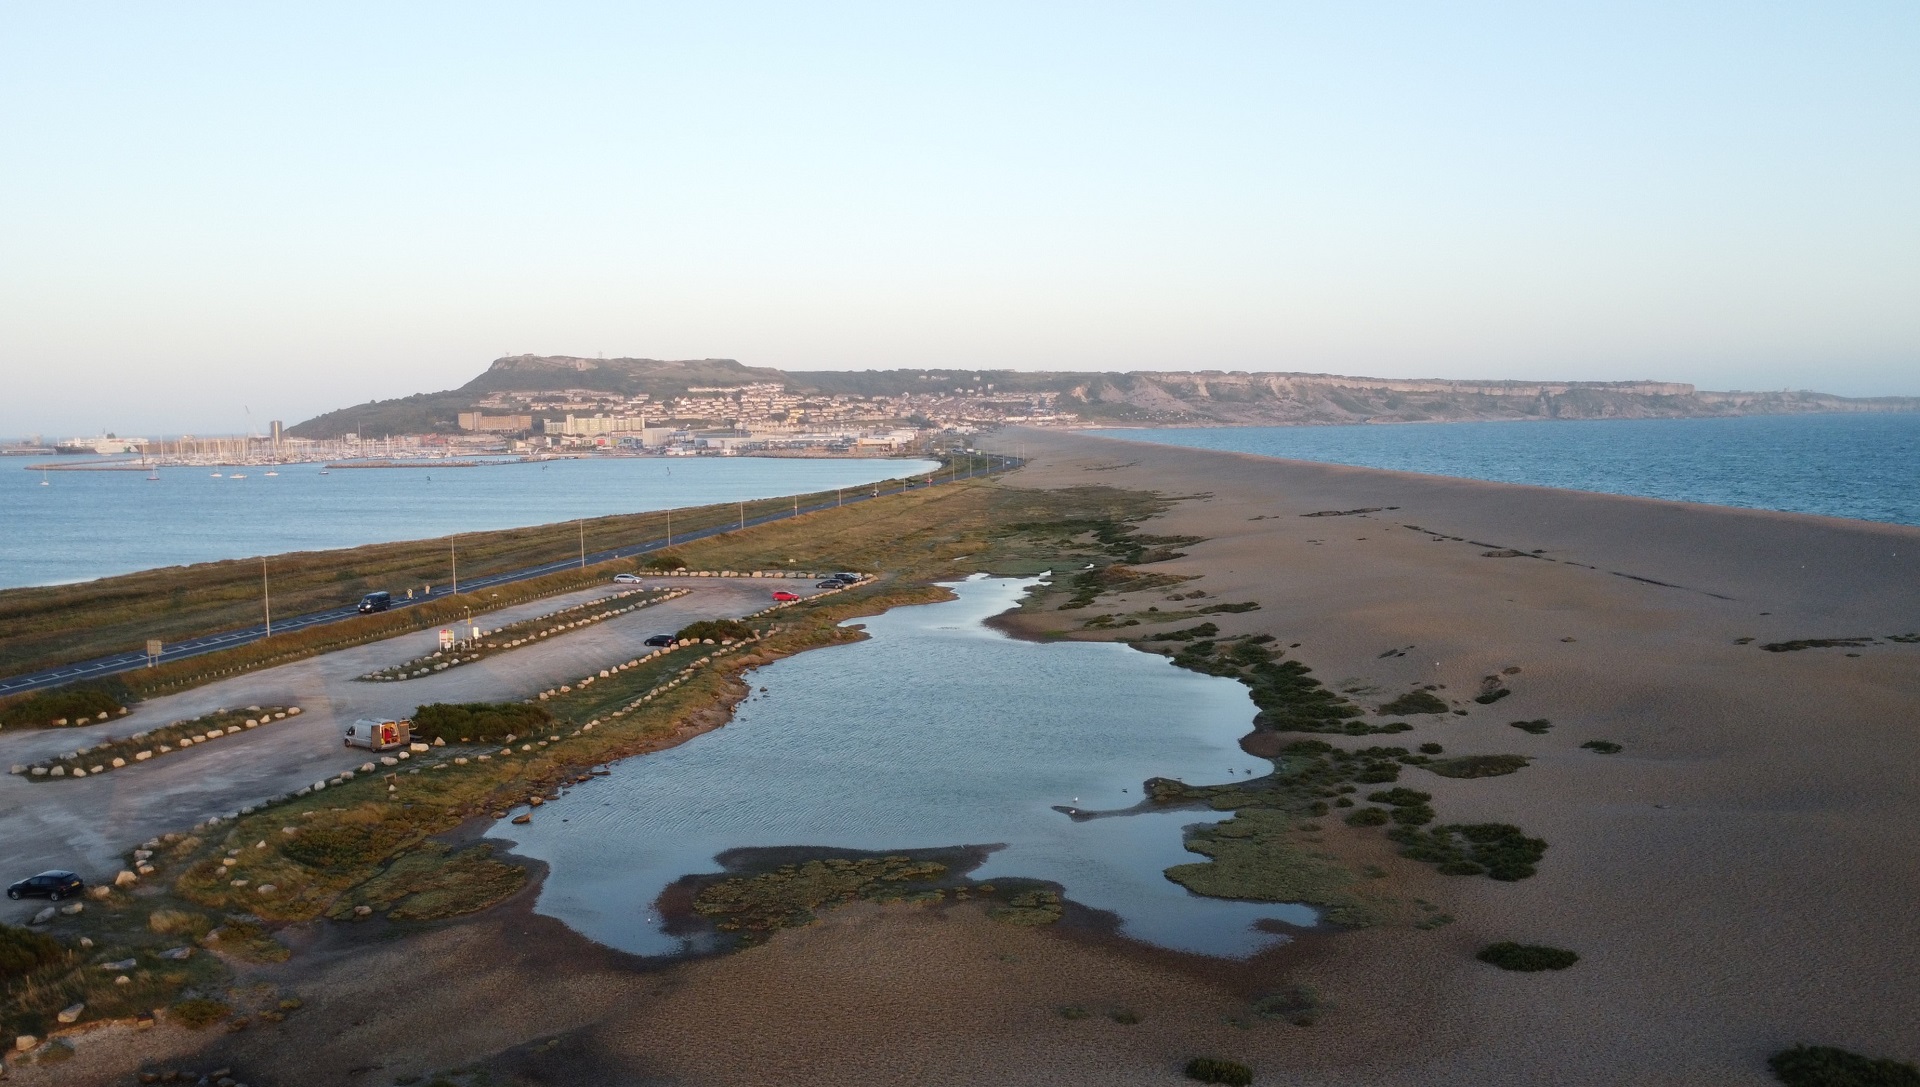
10 351 1916 467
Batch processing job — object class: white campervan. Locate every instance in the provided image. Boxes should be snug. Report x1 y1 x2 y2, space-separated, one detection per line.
343 718 411 751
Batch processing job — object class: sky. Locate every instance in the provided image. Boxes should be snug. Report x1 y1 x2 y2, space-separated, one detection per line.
2 2 1917 436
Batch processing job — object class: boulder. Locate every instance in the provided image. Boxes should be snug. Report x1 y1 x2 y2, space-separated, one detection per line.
135 750 153 761
360 762 375 772
29 907 54 925
160 946 193 960
112 757 126 768
59 902 83 915
56 1003 84 1024
116 974 131 985
100 958 138 971
256 884 276 894
136 864 156 876
353 905 372 918
287 706 301 715
409 742 428 753
15 1035 35 1052
87 885 112 900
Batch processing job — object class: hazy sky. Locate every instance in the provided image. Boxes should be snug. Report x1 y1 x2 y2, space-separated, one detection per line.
3 3 1917 435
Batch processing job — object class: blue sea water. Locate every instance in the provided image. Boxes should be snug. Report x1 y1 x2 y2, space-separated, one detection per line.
0 456 937 589
1091 414 1920 528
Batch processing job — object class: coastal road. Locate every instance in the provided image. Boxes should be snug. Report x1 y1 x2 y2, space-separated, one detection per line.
0 575 839 911
0 454 1013 697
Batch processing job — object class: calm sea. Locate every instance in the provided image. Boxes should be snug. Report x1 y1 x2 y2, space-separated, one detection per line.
0 456 937 589
1092 413 1920 528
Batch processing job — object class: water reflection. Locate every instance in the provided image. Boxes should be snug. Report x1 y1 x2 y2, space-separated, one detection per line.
497 575 1313 958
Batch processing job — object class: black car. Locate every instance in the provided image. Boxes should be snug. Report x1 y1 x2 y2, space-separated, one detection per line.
816 580 843 588
358 591 393 614
644 634 675 647
8 871 83 901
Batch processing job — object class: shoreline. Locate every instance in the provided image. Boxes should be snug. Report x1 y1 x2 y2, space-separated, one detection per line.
7 439 1918 1085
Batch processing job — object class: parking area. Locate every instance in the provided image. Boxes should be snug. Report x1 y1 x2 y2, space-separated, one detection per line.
0 576 838 911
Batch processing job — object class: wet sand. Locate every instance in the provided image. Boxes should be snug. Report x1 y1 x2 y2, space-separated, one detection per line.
15 429 1920 1086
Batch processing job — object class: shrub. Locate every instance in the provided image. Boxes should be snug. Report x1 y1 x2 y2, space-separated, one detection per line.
148 908 211 936
0 685 124 729
1478 942 1579 971
281 812 418 871
0 923 65 978
1426 755 1530 779
1391 823 1547 881
411 701 552 743
1418 742 1444 754
678 619 754 642
1581 740 1624 754
1185 1057 1253 1086
1768 1045 1920 1087
1345 808 1389 827
645 553 687 570
1510 719 1552 734
1379 690 1448 715
169 998 232 1029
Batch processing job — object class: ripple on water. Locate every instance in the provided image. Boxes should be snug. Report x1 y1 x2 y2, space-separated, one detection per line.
496 575 1314 958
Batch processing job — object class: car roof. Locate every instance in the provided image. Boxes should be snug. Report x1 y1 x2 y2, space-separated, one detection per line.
34 870 76 879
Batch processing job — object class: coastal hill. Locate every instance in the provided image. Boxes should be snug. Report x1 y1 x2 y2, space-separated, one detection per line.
287 354 1920 437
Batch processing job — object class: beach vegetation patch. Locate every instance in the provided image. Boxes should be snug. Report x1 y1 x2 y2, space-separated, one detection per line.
1510 719 1552 734
1425 755 1529 779
1251 984 1324 1026
1379 690 1448 715
411 701 553 743
1768 1045 1920 1087
1185 1057 1254 1085
278 808 421 872
1761 637 1875 653
1473 676 1512 704
991 890 1064 926
1144 622 1220 641
1580 740 1623 754
168 998 232 1029
1477 942 1579 971
1165 809 1383 926
1345 808 1389 827
1389 823 1547 881
692 855 951 945
328 842 527 922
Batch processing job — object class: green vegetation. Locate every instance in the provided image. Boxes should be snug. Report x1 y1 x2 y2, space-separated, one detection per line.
0 686 125 729
1379 689 1449 715
1389 824 1547 881
1144 622 1219 641
327 843 526 921
1251 984 1324 1027
1418 742 1444 754
1477 942 1579 971
1424 754 1529 779
1581 740 1624 754
1768 1045 1920 1087
410 702 554 743
0 926 64 980
1345 807 1389 827
1510 719 1552 735
677 618 756 642
692 855 951 944
645 553 688 570
168 998 232 1029
1185 1057 1254 1086
1157 635 1400 736
1761 637 1876 653
1059 563 1193 609
990 890 1064 926
1165 809 1384 926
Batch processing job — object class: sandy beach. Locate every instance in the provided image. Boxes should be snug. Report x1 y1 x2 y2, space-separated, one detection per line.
11 428 1919 1086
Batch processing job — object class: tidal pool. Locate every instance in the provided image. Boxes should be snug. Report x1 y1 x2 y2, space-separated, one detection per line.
496 575 1313 958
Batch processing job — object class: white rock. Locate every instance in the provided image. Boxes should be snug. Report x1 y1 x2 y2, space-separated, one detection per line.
29 907 54 925
137 864 156 876
56 1002 85 1024
15 1035 36 1052
59 902 83 916
115 870 138 887
409 742 428 753
287 707 301 715
360 762 374 772
111 757 126 768
50 766 66 777
135 751 153 761
380 756 398 766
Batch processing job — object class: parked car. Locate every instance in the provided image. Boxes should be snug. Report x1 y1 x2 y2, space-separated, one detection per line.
831 572 863 583
644 634 675 647
771 590 800 602
613 573 642 584
7 871 84 902
816 580 843 588
357 591 392 614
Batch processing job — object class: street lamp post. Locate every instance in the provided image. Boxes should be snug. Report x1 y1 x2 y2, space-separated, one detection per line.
450 534 458 594
261 556 271 637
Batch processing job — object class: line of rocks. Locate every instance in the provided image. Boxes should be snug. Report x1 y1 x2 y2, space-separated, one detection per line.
10 706 301 781
357 586 687 682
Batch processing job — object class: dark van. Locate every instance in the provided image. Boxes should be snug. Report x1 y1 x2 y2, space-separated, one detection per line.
358 591 393 614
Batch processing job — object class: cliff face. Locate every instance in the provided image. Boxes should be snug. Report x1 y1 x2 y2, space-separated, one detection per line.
288 356 1920 437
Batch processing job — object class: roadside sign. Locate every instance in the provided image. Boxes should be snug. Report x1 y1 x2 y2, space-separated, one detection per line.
438 628 455 650
145 639 163 667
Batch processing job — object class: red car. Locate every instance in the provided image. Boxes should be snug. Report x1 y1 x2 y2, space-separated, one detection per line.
771 590 800 602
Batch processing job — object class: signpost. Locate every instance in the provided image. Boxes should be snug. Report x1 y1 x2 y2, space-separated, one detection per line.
146 640 163 668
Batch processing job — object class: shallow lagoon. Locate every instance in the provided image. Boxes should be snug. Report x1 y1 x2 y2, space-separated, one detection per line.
498 575 1313 959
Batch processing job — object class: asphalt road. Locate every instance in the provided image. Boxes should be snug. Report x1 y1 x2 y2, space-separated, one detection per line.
0 457 1011 697
0 575 835 915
